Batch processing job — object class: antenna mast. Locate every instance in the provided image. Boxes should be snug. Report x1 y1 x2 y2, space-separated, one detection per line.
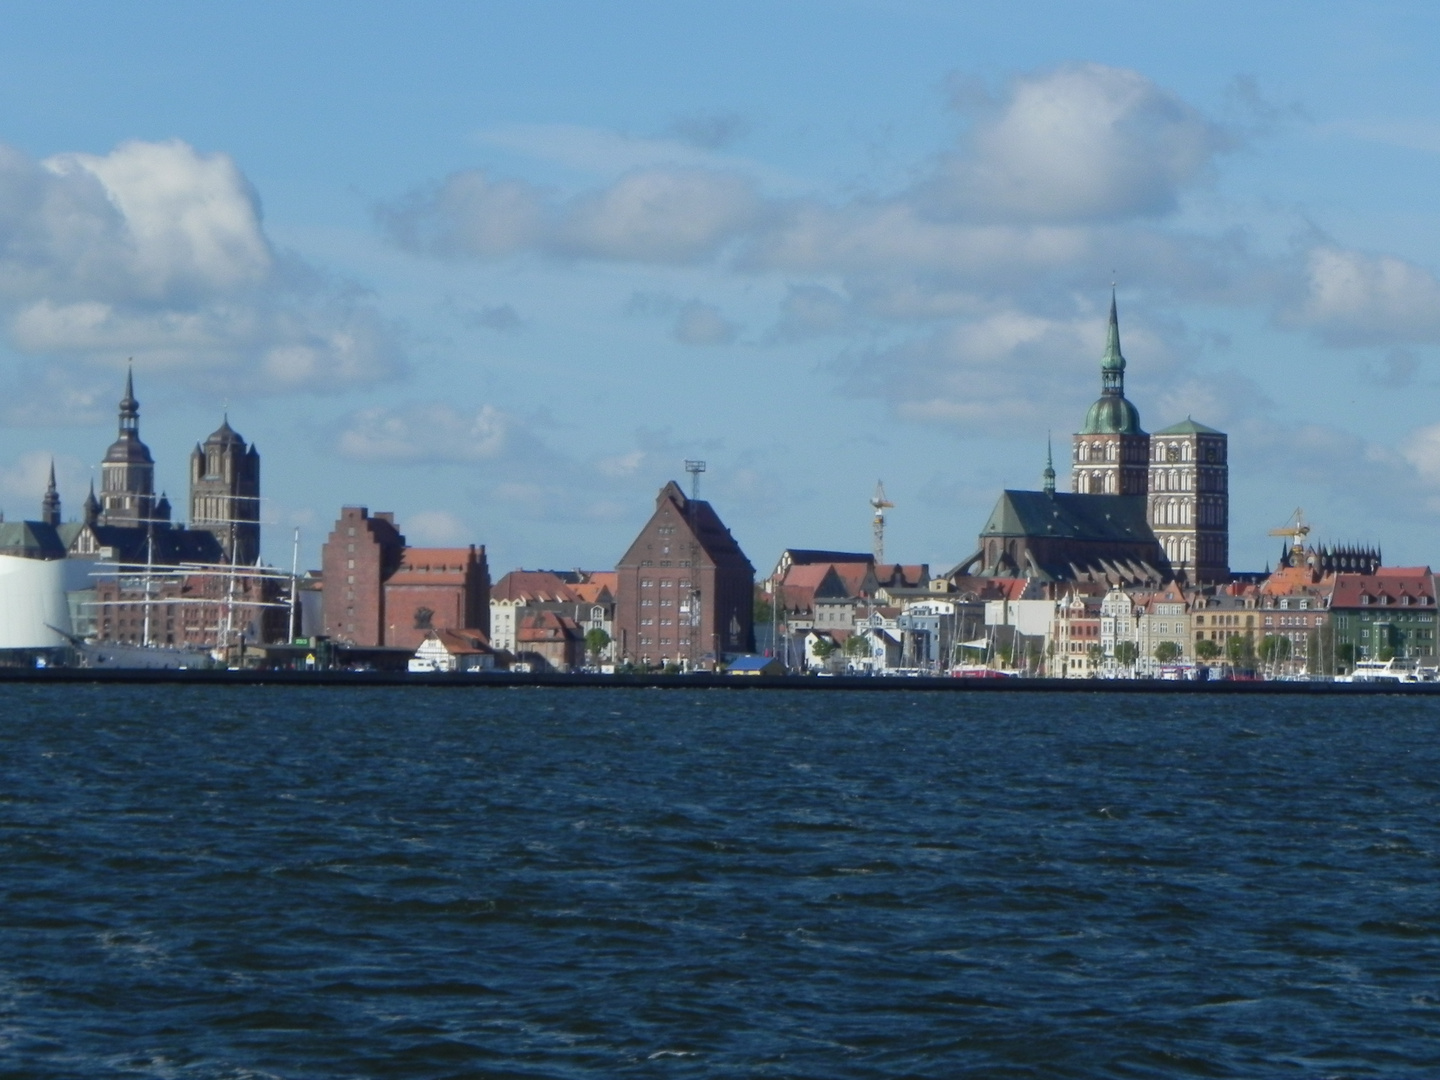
684 459 706 500
870 481 894 564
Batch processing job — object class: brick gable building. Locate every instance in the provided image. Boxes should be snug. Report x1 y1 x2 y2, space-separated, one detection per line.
320 507 489 648
615 481 755 668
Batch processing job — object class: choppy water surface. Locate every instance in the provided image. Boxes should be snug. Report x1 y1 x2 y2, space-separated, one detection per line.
4 686 1440 1078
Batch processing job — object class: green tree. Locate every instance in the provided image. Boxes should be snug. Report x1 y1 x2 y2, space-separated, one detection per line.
754 592 774 625
844 633 870 658
1378 645 1396 662
811 637 839 662
1086 643 1103 672
1336 642 1356 670
584 627 611 662
1113 640 1140 668
1226 631 1257 668
1154 640 1182 664
1194 638 1222 662
1258 634 1291 665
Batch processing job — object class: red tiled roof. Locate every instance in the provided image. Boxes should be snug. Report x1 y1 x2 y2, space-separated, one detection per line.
427 628 495 654
1330 568 1435 608
493 571 580 603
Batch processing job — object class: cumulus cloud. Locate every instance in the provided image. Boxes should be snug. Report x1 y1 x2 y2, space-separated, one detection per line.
930 64 1230 222
0 138 403 392
336 402 511 463
1282 246 1440 346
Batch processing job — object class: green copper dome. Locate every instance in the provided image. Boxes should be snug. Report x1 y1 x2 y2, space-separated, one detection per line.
1080 394 1144 435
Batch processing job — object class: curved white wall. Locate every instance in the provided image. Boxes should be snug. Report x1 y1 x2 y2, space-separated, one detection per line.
0 555 71 648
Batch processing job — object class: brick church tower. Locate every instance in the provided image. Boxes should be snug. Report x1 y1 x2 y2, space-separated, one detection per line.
1072 294 1150 496
189 418 262 565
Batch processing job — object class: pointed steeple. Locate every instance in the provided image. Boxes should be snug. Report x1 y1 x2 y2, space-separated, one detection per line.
83 479 100 526
40 458 60 526
1101 289 1125 378
1042 435 1056 496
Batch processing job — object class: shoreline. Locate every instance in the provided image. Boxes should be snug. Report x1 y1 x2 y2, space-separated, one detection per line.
0 667 1437 694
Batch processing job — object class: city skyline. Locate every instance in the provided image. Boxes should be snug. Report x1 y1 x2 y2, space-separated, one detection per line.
0 3 1439 575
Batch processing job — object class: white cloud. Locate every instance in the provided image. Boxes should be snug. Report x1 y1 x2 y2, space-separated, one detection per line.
404 509 470 545
336 402 511 463
932 63 1230 223
1283 246 1440 346
1402 423 1440 486
0 138 403 392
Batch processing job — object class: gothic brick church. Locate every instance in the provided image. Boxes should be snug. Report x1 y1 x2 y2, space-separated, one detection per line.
959 294 1230 588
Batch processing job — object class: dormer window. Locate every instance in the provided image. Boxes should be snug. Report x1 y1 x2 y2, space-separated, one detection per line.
1361 594 1370 605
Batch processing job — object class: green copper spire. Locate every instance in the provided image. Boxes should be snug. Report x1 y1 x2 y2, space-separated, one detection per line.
1078 290 1144 435
1042 435 1056 495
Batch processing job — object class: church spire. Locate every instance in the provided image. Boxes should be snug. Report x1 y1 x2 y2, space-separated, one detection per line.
118 361 139 437
1042 435 1056 496
1100 289 1126 391
41 459 60 526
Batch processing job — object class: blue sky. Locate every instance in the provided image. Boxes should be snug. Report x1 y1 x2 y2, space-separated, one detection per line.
2 1 1440 575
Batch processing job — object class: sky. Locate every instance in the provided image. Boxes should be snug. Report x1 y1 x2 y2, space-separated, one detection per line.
1 1 1440 576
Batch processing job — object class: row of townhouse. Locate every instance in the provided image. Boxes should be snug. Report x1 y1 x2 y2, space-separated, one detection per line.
1048 562 1439 677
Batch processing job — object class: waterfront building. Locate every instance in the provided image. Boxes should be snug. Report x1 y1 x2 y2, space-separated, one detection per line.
1099 588 1139 676
189 418 261 565
489 570 614 657
1188 589 1260 666
1134 583 1192 674
615 480 755 668
1328 568 1437 664
514 610 585 672
1050 591 1103 677
409 628 499 672
319 506 490 649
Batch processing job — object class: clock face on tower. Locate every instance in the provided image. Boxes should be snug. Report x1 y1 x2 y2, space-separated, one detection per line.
1167 445 1180 462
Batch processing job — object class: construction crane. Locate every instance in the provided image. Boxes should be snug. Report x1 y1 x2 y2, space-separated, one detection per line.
870 481 894 564
1268 508 1311 559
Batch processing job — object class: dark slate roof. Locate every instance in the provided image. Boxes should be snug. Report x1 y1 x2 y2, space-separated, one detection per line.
1153 418 1224 436
781 549 872 566
981 491 1154 542
0 520 66 559
82 524 226 566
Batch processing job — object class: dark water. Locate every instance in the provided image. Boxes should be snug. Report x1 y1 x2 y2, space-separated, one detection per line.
4 687 1440 1079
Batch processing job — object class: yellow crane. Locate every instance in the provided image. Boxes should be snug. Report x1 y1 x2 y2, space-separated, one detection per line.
1268 508 1310 560
870 481 894 564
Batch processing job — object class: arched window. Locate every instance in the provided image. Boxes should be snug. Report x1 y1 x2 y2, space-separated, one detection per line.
1106 442 1116 461
1182 501 1191 525
1181 442 1191 462
1078 443 1088 462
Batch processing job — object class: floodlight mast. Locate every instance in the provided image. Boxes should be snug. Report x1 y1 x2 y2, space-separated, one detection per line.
684 460 706 501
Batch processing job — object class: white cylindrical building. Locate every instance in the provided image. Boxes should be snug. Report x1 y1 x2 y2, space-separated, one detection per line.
0 555 71 649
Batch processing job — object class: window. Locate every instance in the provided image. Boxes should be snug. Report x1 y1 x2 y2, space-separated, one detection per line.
641 579 654 588
641 599 654 607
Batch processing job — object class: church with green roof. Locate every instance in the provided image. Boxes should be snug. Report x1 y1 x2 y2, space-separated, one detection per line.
956 294 1230 588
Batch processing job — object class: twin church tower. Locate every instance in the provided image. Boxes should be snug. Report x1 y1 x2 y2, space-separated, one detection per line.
62 370 262 565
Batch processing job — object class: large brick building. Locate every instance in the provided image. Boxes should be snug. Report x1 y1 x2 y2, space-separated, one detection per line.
615 480 754 668
320 507 490 648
